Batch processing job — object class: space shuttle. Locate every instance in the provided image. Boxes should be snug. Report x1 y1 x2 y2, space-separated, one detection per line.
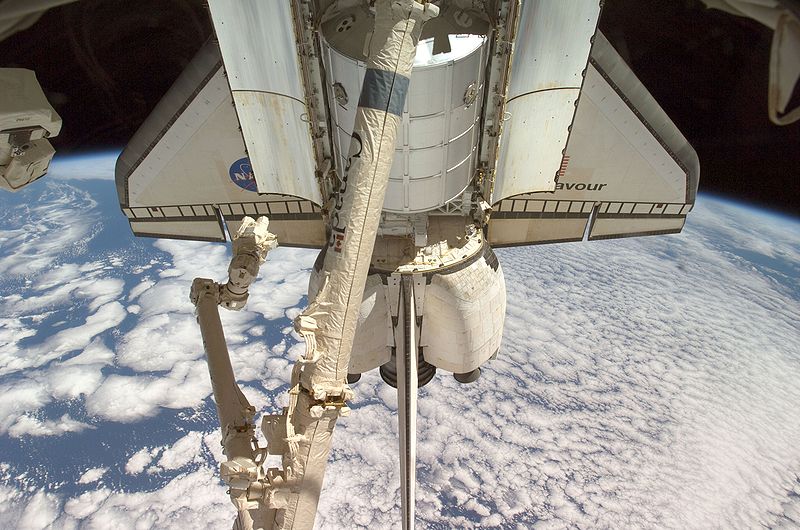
112 1 700 528
0 0 707 528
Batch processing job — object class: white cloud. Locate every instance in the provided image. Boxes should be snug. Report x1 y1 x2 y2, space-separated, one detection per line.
44 301 127 359
0 485 25 523
2 177 799 530
77 278 125 312
85 362 211 423
125 448 158 475
0 380 49 435
17 490 60 530
8 414 93 438
0 182 99 276
156 432 204 471
60 337 114 367
0 338 114 435
128 279 155 301
203 430 225 465
116 313 203 372
62 488 111 520
0 301 126 376
65 469 229 528
1 262 123 320
77 467 108 485
45 364 106 401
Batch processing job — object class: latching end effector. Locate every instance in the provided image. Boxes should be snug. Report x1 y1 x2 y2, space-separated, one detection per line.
220 216 278 310
0 69 61 192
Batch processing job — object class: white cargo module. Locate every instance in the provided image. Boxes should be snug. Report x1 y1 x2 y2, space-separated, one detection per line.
114 1 700 529
324 31 489 213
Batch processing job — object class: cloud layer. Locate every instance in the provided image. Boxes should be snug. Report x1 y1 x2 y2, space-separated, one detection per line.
0 178 798 529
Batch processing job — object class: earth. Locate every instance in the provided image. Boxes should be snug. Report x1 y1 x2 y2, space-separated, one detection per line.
0 152 798 529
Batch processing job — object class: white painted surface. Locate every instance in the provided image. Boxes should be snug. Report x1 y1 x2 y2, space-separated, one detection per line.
493 0 600 202
421 252 506 373
323 34 488 213
207 0 321 204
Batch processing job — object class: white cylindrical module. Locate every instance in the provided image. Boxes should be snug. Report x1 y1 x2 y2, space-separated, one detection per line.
322 33 488 213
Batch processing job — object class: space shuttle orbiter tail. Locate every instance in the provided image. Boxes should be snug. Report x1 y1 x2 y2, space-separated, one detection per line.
488 31 700 247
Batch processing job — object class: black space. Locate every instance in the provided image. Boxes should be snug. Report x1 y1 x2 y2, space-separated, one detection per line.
1 0 798 215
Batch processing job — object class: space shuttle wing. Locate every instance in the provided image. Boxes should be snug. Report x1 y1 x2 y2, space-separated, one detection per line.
115 40 325 248
488 31 699 247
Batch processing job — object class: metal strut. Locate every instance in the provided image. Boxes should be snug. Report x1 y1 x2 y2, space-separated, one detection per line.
396 274 419 530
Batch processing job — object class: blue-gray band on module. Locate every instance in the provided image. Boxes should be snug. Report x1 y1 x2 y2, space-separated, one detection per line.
358 68 410 117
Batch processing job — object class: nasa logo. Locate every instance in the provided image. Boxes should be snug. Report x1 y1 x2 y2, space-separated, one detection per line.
228 157 258 192
555 182 608 191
